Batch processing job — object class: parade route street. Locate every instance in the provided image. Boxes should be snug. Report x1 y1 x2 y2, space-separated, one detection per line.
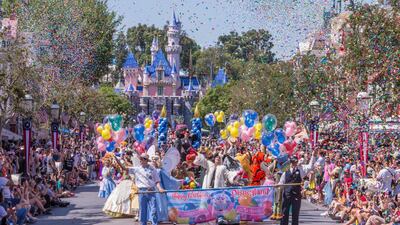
37 183 337 225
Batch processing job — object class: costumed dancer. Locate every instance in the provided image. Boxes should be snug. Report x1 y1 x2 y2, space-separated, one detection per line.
98 156 116 198
278 151 315 225
103 153 139 219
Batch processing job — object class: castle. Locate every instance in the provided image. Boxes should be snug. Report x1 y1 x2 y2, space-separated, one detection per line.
115 11 203 123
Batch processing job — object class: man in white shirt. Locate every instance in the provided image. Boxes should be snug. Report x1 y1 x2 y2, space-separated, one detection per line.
116 153 165 225
376 160 395 194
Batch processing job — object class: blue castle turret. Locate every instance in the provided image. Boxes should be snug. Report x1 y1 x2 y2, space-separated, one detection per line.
212 68 228 88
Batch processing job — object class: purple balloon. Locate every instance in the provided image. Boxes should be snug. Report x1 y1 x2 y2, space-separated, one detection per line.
144 135 155 150
137 112 146 124
229 114 239 121
152 110 160 120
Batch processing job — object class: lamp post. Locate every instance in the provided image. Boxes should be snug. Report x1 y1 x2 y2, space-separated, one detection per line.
22 94 33 175
357 91 371 177
50 101 60 151
79 112 86 144
309 100 320 150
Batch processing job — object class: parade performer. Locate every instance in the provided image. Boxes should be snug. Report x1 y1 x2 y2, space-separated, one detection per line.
103 154 139 219
115 153 165 225
250 151 271 185
102 173 139 219
98 157 116 198
278 152 315 225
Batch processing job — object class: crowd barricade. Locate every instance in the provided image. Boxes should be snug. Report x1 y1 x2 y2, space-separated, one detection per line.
138 183 301 224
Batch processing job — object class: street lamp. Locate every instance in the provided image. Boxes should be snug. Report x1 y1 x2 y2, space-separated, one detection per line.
50 101 60 151
309 100 320 150
79 112 86 144
357 91 371 177
22 94 33 175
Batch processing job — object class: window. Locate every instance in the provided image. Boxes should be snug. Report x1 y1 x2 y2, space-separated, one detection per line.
157 86 164 96
157 71 163 81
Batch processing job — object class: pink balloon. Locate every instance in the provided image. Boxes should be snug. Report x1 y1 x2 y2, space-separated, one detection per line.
97 143 106 152
249 127 255 135
284 121 297 137
241 132 250 142
96 136 104 144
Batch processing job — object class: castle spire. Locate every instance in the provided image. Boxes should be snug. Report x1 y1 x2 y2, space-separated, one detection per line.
151 36 159 64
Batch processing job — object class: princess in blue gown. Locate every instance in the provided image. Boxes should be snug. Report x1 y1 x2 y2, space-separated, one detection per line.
98 158 116 198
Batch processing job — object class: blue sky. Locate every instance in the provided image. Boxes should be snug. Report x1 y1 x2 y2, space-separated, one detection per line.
107 0 376 59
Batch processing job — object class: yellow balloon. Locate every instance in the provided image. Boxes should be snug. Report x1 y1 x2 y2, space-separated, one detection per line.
104 123 111 131
101 129 111 140
219 111 225 117
255 122 262 131
144 122 151 129
216 115 224 123
145 118 149 123
96 126 104 134
230 127 239 138
233 121 240 128
214 111 219 117
227 125 233 132
220 129 228 139
254 130 262 140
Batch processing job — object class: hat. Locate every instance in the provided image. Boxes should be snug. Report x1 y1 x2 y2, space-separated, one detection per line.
140 153 149 160
290 156 298 163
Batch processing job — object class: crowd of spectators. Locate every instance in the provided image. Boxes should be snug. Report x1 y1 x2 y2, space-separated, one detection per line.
0 138 99 225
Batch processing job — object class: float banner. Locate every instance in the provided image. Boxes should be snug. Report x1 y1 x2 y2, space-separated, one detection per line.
166 186 274 224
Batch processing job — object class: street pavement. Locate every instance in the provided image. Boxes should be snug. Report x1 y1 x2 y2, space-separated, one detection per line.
37 183 337 225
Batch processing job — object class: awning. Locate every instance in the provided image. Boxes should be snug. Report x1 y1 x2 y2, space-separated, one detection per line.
1 128 22 140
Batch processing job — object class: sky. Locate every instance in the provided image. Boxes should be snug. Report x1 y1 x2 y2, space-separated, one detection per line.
107 0 377 59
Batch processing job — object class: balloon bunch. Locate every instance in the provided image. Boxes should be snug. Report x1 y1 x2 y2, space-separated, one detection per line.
261 117 298 157
157 106 168 147
261 114 281 156
204 113 216 127
191 106 202 149
181 177 200 189
96 115 127 152
214 110 225 123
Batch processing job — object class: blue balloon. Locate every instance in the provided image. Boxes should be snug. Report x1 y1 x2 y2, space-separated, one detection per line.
230 114 239 121
262 131 275 146
275 128 286 144
267 143 280 156
106 141 116 152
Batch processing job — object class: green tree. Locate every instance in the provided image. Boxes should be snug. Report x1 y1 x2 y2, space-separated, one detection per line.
217 29 275 63
8 0 120 83
0 27 39 142
343 4 399 116
196 84 233 118
113 31 128 82
98 86 135 117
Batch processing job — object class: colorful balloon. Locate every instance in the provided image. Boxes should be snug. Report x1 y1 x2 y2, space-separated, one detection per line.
220 129 228 139
204 113 216 127
101 129 111 140
284 121 297 137
263 114 277 132
255 122 263 131
96 125 104 134
104 123 111 131
261 131 275 146
275 128 286 144
152 110 160 120
137 112 146 124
